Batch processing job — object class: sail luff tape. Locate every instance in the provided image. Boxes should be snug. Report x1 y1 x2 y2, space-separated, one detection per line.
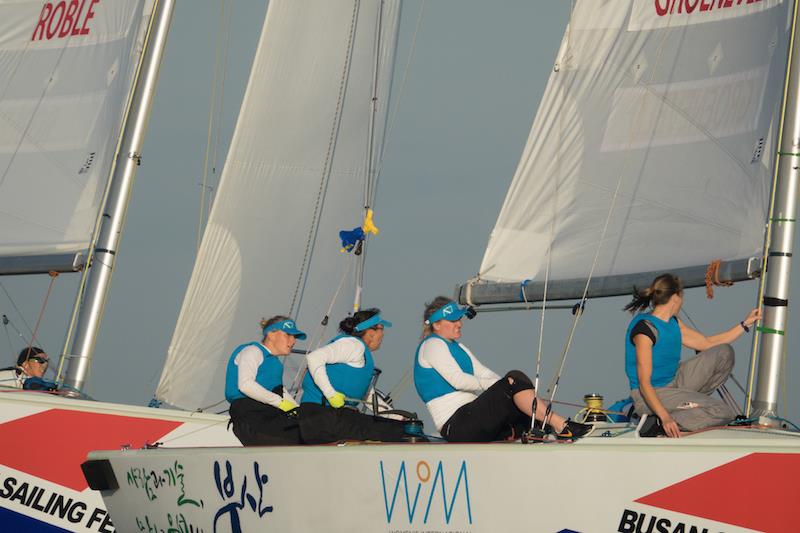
771 217 796 222
769 252 793 257
777 151 800 156
757 326 785 335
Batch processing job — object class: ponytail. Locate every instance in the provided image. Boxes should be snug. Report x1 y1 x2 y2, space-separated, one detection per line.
339 308 380 338
623 286 654 313
624 274 683 314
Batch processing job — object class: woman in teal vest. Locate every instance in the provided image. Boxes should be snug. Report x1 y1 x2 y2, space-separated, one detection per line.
225 315 306 445
625 274 761 437
414 296 590 442
299 308 410 443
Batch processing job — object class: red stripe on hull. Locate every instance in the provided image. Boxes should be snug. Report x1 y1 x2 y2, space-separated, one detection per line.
636 452 800 532
0 409 181 491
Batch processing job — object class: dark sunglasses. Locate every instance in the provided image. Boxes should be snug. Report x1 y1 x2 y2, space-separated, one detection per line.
29 356 49 364
371 325 385 331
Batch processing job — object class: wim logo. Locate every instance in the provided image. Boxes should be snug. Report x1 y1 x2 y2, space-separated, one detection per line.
379 459 472 525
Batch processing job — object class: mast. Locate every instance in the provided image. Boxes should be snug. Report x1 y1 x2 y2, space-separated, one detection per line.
751 0 800 419
61 0 177 394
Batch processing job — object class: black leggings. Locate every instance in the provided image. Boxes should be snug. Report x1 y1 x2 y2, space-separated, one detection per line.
440 370 533 442
297 403 408 444
229 398 302 446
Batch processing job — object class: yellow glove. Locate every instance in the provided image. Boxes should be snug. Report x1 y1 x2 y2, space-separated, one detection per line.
278 399 298 412
327 392 346 408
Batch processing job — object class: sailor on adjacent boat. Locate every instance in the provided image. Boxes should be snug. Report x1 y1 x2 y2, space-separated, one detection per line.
224 316 306 445
625 274 761 437
414 297 590 442
0 346 50 389
299 308 410 443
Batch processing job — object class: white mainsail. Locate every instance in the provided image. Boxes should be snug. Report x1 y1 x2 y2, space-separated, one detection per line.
0 0 154 268
156 0 400 410
479 1 789 291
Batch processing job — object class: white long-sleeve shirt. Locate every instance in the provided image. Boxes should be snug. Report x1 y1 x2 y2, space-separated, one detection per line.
417 337 501 431
234 344 296 408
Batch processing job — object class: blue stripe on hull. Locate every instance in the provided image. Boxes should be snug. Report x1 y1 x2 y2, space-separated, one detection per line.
0 506 72 532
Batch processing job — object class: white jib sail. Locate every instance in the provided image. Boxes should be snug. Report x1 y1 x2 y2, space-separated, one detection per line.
157 0 400 410
0 0 154 259
480 0 790 284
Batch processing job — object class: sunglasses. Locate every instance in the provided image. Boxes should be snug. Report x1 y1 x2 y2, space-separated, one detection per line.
371 325 385 331
28 356 49 364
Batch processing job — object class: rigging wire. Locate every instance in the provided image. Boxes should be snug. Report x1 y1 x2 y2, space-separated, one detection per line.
288 259 356 394
0 282 35 339
2 315 21 358
370 0 426 203
530 0 574 431
352 0 387 312
365 0 429 402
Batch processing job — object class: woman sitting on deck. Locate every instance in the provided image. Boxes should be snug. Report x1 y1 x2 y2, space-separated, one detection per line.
414 296 590 442
224 315 306 446
299 308 411 443
625 273 761 437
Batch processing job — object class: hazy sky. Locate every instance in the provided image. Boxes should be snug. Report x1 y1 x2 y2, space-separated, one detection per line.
2 1 797 430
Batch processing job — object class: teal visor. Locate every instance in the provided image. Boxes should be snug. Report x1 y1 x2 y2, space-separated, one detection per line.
263 319 307 340
425 302 466 324
354 314 392 332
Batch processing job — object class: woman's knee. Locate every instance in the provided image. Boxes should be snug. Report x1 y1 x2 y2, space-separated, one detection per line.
504 370 533 393
716 343 735 367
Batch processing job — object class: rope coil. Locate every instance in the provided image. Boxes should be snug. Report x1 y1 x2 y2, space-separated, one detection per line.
704 259 733 299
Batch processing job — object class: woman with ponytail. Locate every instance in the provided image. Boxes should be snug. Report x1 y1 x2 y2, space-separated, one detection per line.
299 308 410 443
625 274 761 437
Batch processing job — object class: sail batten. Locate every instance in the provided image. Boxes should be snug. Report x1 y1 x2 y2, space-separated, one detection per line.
471 1 790 298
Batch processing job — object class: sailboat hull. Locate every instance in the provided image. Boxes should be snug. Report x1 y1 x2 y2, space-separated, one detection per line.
85 428 799 533
0 391 239 532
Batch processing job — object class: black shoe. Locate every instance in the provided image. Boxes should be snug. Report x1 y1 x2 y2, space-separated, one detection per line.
555 419 592 441
639 415 666 437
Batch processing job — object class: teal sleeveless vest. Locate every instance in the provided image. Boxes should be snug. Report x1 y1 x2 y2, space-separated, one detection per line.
225 342 283 402
625 313 682 389
414 334 474 403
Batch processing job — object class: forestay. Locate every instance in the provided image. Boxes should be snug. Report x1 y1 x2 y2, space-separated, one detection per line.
0 0 154 269
475 0 789 300
156 0 400 410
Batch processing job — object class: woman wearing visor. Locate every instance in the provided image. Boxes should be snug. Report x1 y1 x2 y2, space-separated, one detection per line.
414 296 591 442
224 315 307 445
300 308 410 443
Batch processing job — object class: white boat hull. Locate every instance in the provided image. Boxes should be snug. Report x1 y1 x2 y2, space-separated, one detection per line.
0 391 240 531
85 427 799 533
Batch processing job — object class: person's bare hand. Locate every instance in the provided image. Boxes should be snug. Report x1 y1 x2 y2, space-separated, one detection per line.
661 415 681 438
743 308 762 328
